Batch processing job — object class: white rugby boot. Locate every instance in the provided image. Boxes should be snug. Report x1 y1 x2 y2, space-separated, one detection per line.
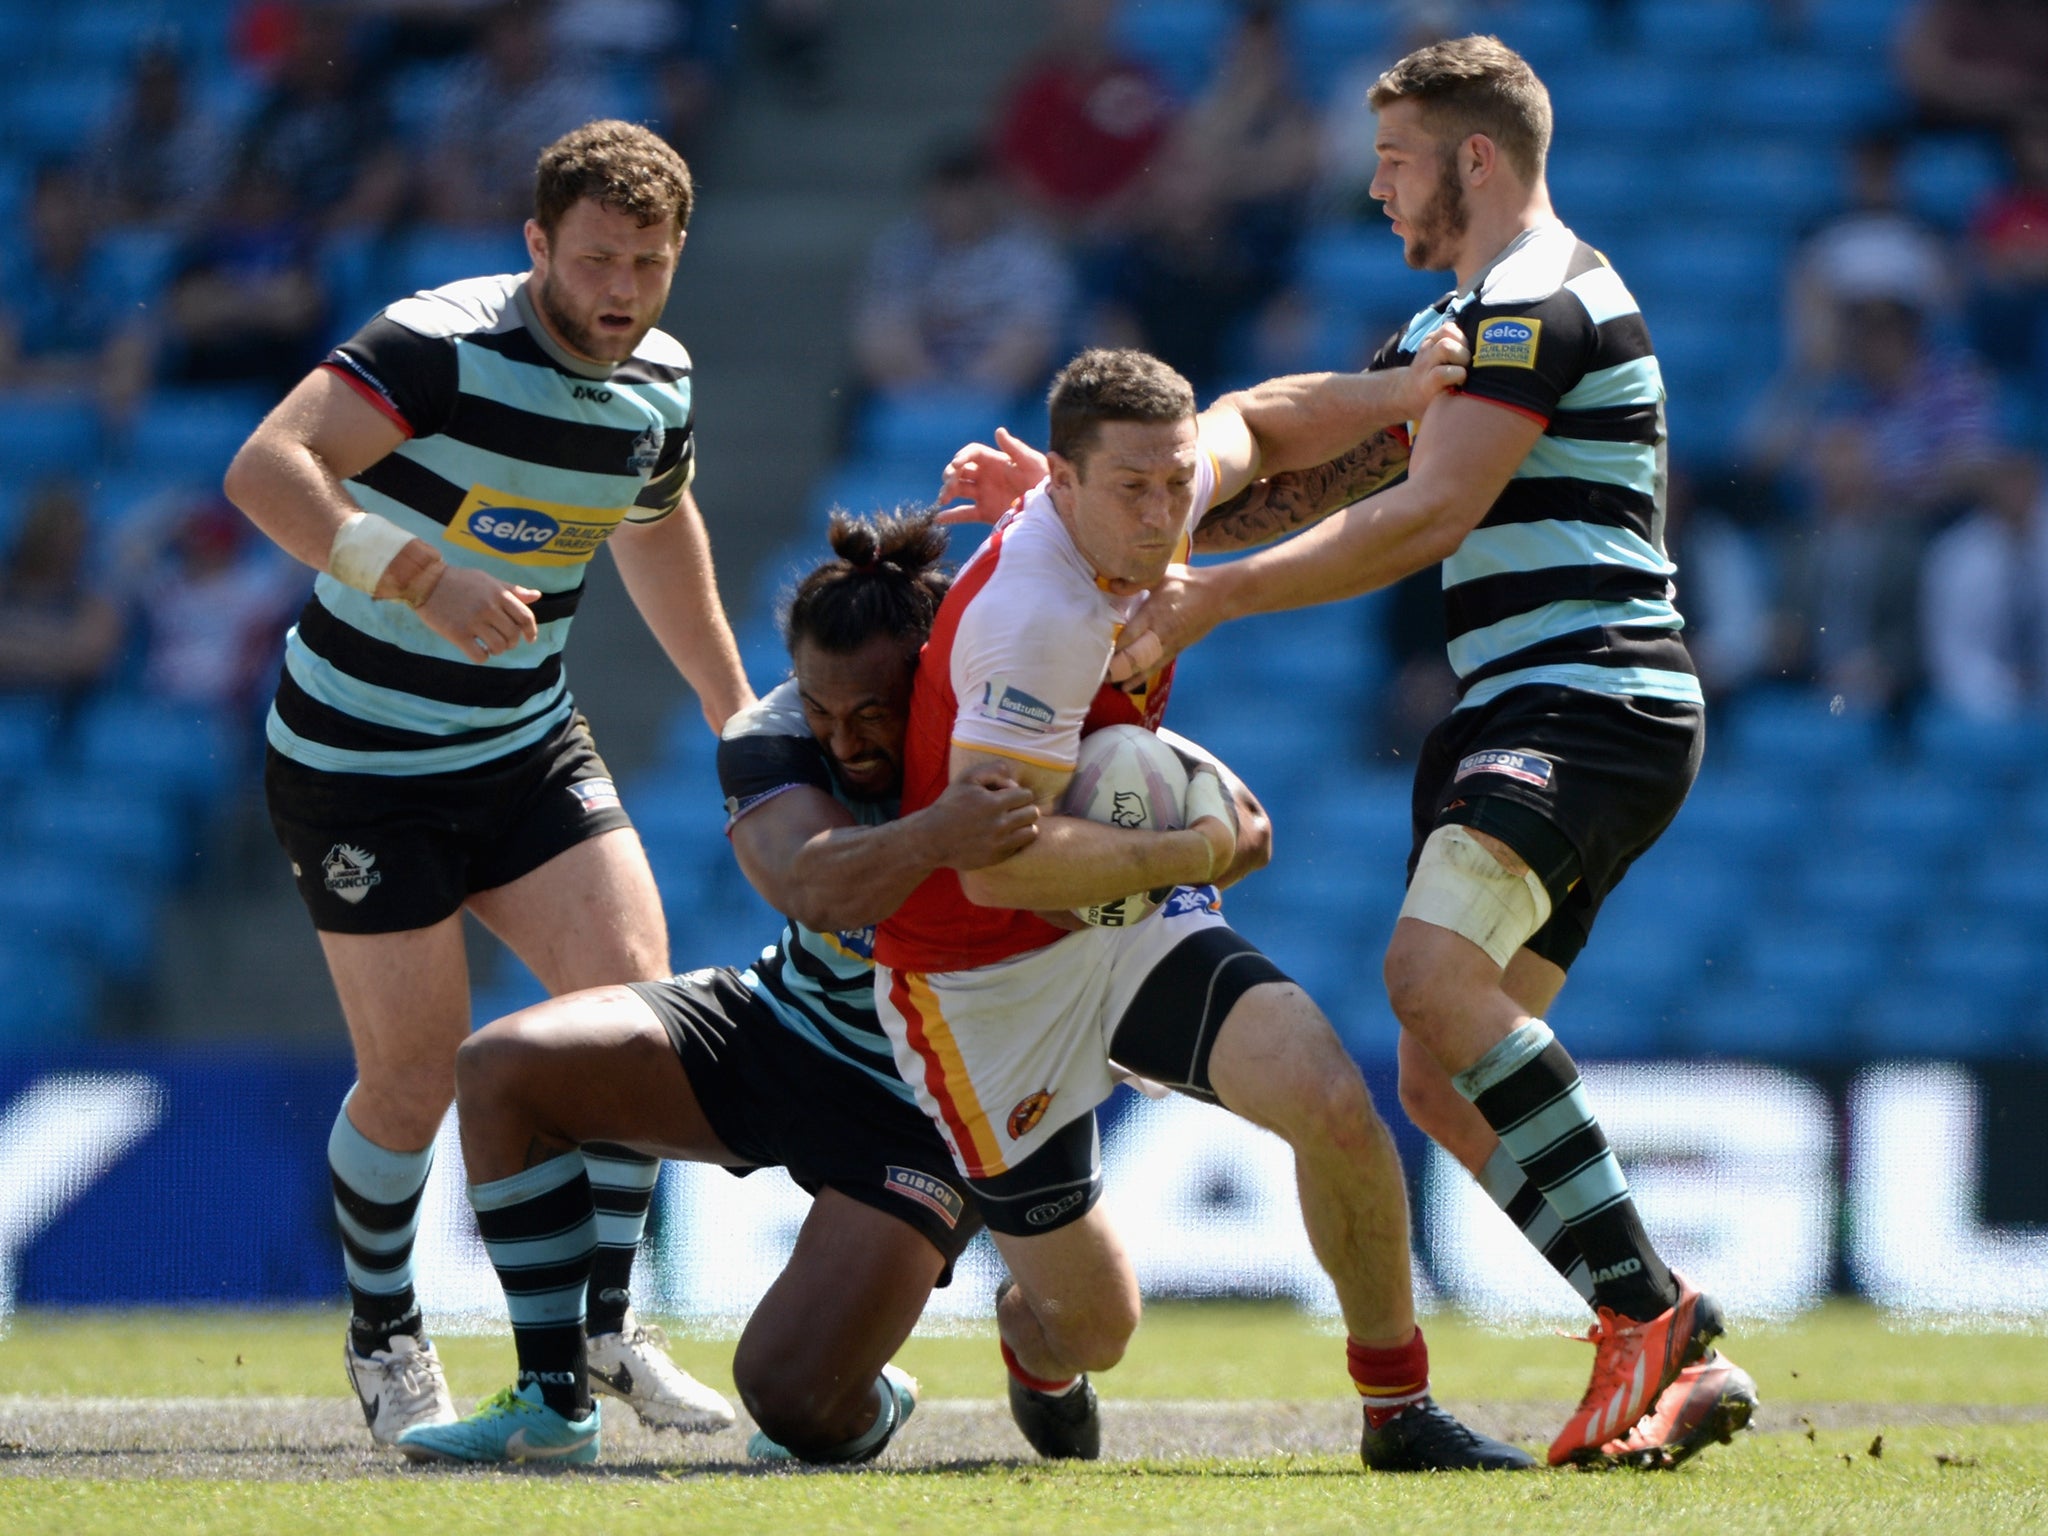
586 1310 737 1433
344 1332 457 1447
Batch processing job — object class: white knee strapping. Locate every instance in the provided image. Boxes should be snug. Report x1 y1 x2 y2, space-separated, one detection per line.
1397 825 1554 970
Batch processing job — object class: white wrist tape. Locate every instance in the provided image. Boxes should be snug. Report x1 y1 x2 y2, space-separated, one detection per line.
1183 765 1238 841
1398 824 1553 970
328 511 420 596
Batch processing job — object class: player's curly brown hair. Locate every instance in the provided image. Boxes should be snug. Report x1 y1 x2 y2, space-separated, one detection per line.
784 507 953 655
534 119 695 237
1046 348 1197 470
1368 35 1552 184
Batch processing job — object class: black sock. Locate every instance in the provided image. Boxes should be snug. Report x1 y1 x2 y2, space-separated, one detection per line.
581 1143 659 1336
471 1157 598 1419
1455 1021 1676 1321
1476 1145 1594 1305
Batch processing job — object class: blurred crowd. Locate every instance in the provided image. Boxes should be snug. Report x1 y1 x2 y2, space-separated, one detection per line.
841 0 2048 743
0 0 754 745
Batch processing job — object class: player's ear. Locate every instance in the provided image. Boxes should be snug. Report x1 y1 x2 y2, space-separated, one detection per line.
524 218 549 271
1462 133 1498 187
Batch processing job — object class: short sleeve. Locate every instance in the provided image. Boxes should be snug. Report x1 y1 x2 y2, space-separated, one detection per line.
948 582 1113 771
1452 291 1596 424
627 423 696 524
325 313 460 439
718 684 834 828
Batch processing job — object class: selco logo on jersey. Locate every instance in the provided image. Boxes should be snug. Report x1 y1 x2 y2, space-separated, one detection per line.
1474 316 1542 369
444 484 632 567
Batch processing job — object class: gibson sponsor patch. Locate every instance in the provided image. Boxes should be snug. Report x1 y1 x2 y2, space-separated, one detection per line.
884 1166 965 1228
1453 749 1554 788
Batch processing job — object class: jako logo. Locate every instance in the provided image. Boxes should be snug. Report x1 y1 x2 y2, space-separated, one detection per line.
1024 1190 1088 1227
1590 1257 1643 1284
572 384 613 402
470 510 561 552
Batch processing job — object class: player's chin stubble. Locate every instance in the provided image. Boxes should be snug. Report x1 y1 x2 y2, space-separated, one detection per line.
1402 153 1470 272
538 272 639 361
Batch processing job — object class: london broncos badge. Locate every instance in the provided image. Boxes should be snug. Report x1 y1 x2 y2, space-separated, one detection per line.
322 844 383 904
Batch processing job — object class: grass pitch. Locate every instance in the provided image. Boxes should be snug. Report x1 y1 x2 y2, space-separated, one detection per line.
3 1301 2045 1535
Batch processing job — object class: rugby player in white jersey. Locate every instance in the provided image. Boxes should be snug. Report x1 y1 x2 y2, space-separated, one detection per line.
872 345 1539 1472
224 121 747 1447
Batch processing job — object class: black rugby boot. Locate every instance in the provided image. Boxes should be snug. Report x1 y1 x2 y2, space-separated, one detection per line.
1360 1397 1537 1471
1007 1374 1102 1460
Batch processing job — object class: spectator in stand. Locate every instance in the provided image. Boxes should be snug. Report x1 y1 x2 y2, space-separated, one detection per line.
1922 448 2048 720
992 0 1176 238
162 163 331 398
852 142 1074 404
86 41 230 227
0 163 154 424
416 2 608 230
121 493 308 726
1771 287 2000 710
1968 115 2048 381
1783 132 1958 383
0 480 125 699
236 2 408 234
1091 1 1318 392
546 0 738 150
1898 0 2048 134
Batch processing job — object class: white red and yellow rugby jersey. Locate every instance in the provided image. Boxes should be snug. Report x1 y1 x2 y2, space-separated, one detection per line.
876 457 1217 974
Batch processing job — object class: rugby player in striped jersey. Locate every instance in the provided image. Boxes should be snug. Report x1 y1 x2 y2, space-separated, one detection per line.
224 121 749 1448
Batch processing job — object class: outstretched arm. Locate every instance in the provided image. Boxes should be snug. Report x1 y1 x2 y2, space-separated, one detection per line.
1192 425 1414 553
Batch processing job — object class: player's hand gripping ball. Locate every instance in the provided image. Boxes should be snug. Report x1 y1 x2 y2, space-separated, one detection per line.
1058 724 1189 927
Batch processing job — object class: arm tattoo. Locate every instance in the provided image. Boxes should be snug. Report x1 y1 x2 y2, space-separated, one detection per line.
1194 427 1413 553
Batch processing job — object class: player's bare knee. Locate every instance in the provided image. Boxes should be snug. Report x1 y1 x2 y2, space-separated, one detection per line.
1023 1287 1138 1374
451 1022 541 1108
734 1361 859 1455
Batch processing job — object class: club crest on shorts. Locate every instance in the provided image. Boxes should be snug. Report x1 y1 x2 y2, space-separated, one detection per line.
1007 1089 1053 1141
1453 749 1554 788
883 1166 965 1229
322 844 383 904
570 778 621 813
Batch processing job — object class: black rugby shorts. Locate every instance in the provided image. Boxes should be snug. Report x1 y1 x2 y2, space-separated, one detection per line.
266 712 635 934
1408 684 1705 970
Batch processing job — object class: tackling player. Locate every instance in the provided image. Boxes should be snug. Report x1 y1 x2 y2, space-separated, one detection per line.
873 346 1536 1473
223 121 749 1447
1071 36 1751 1468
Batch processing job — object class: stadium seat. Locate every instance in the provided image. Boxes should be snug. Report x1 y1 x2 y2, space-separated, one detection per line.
1545 147 1667 226
0 854 154 977
1635 0 1773 56
1544 60 1691 142
0 695 61 784
1708 55 1891 133
1801 0 1917 53
0 937 93 1045
98 226 181 311
1853 982 2029 1059
1831 776 1974 862
1292 226 1445 324
4 70 124 159
1789 850 1924 939
1489 0 1599 74
1626 229 1789 304
809 457 943 523
0 394 100 483
1681 140 1841 228
123 389 270 484
1284 0 1387 105
383 228 532 298
72 693 237 806
1910 707 2048 779
1112 0 1232 101
855 389 1016 466
1905 922 2047 1013
7 771 188 885
1669 983 1852 1058
1720 688 1888 778
1898 133 2011 233
1739 920 1889 1016
1556 977 1683 1060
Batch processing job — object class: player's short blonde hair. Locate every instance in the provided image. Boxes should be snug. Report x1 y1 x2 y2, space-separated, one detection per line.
1369 35 1552 184
534 119 694 237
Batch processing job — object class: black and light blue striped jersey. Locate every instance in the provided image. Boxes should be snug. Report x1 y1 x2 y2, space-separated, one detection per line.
1370 223 1699 713
268 273 696 775
716 680 914 1104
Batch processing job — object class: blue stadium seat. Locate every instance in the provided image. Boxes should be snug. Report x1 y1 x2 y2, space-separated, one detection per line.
5 71 124 159
98 226 181 310
1954 846 2048 926
810 457 943 522
0 854 154 977
1670 983 1852 1058
1557 977 1684 1060
1490 0 1599 74
1708 55 1891 133
1853 982 2029 1059
1910 707 2048 778
0 938 93 1045
383 229 532 298
124 389 269 484
1635 0 1773 55
8 772 188 884
1720 688 1888 777
1292 226 1445 323
1680 140 1841 228
1284 0 1387 105
1626 229 1789 303
1546 147 1667 225
1830 776 1973 861
1544 60 1691 141
1789 850 1924 938
0 394 100 482
72 693 237 805
1739 919 1888 1016
1112 0 1232 101
855 390 1014 466
1802 0 1916 54
1905 922 2047 1012
1898 133 2011 232
0 695 59 783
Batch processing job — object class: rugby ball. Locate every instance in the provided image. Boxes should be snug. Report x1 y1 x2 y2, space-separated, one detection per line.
1059 724 1189 927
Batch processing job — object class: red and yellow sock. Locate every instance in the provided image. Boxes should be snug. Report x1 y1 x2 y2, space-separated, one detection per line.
1348 1326 1430 1430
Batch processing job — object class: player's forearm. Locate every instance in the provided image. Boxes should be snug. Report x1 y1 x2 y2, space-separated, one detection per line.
1207 478 1464 619
779 816 952 932
612 501 753 732
959 816 1214 911
1216 370 1424 481
1194 427 1414 553
222 429 373 573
